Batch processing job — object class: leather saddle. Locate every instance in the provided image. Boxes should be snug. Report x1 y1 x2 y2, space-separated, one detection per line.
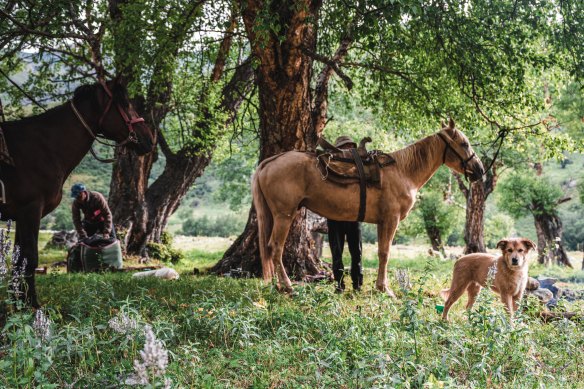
316 136 395 187
315 136 395 222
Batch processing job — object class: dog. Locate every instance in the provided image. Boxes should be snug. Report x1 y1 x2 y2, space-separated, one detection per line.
440 238 536 321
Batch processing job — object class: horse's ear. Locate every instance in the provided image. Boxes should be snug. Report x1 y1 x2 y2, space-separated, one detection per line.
440 119 446 128
448 117 455 129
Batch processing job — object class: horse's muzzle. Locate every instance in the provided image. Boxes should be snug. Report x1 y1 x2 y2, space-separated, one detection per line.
469 167 485 182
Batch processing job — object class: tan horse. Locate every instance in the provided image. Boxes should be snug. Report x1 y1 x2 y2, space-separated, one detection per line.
253 118 485 296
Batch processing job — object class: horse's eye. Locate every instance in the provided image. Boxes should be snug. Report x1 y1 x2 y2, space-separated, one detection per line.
461 142 469 148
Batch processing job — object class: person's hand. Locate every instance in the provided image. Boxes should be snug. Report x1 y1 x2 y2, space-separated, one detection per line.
102 233 110 239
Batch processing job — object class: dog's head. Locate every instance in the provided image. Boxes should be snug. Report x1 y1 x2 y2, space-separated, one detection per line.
496 238 537 269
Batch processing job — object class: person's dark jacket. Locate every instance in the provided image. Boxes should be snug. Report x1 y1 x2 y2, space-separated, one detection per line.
72 191 112 238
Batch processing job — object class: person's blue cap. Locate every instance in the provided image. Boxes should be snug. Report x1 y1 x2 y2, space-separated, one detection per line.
70 183 86 198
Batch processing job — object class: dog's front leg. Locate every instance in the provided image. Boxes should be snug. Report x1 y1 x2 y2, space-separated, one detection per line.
501 294 514 319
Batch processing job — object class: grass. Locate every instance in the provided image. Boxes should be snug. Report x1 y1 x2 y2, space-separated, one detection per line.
1 235 583 387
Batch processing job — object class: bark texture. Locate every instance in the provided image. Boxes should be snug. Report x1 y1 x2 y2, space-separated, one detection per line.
455 162 497 254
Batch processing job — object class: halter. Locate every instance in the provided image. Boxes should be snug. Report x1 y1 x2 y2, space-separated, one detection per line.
437 131 478 180
70 81 145 150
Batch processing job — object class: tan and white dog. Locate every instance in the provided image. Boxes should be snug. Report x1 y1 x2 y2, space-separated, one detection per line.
440 238 536 320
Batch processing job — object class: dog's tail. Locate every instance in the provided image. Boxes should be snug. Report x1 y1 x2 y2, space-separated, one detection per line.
439 288 450 301
252 167 274 281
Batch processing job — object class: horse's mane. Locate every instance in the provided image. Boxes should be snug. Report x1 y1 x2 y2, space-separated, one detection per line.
389 133 442 173
73 83 99 103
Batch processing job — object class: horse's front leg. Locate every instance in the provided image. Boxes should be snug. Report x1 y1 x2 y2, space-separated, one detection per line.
376 218 399 298
14 203 42 308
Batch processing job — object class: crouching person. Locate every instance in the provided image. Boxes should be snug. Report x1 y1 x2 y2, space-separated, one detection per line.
70 183 116 240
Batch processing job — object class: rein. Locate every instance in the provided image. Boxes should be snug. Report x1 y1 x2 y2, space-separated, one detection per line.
70 82 145 163
437 131 478 180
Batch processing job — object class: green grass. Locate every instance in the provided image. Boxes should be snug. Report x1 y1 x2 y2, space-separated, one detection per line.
1 237 583 387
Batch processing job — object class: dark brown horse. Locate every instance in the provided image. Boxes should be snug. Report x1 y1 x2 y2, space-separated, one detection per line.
0 79 155 307
253 119 484 296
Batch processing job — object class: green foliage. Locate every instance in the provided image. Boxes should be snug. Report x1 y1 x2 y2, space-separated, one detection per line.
560 203 584 250
484 213 516 249
2 249 583 387
579 178 584 205
146 233 184 264
181 214 246 238
497 173 564 218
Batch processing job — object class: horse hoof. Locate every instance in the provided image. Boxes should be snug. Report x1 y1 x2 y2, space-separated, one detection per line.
376 286 396 299
276 284 295 295
385 289 396 299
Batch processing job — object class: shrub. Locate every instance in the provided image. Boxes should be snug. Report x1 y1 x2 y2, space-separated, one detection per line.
181 214 245 237
146 232 184 263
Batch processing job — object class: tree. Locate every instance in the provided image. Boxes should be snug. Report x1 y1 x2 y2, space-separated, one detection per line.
0 1 254 256
213 0 584 279
498 172 572 267
212 0 328 278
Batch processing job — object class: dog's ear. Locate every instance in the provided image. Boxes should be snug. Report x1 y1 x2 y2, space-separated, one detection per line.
521 238 537 252
496 239 508 251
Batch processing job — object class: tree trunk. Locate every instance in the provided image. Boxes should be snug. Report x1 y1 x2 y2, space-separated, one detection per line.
455 162 497 254
425 224 444 256
462 181 486 253
213 0 327 279
534 212 572 267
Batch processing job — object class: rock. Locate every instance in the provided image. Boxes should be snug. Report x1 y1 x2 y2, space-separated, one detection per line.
526 288 553 304
537 277 558 288
526 277 540 291
45 230 78 250
537 277 561 298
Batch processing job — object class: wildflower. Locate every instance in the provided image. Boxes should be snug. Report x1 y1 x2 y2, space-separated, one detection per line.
131 325 169 385
10 247 26 300
395 269 411 291
33 309 52 343
108 311 139 337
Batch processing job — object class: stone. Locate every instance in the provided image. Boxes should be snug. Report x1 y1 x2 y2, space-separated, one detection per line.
526 288 553 304
526 277 540 291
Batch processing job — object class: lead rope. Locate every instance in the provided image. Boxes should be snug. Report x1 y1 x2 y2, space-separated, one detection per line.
70 101 116 163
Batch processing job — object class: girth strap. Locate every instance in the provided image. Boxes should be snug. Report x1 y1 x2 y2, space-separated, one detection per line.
351 148 367 222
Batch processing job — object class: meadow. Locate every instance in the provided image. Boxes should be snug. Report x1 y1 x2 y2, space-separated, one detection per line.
1 234 583 388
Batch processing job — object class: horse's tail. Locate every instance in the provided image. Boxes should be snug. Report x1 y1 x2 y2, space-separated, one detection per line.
439 288 450 301
252 168 274 281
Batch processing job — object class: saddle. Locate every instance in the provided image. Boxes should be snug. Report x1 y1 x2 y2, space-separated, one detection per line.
316 137 395 186
316 136 395 221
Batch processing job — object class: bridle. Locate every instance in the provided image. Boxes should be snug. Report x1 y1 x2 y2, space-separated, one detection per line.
437 130 479 180
70 81 145 150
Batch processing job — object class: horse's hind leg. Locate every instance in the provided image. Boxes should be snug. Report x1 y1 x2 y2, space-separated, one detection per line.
376 218 399 298
269 214 295 293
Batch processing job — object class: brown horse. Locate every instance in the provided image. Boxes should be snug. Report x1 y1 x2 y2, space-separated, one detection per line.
253 118 484 296
0 79 156 307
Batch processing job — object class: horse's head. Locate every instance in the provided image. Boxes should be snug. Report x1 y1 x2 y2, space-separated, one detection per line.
94 79 156 156
438 118 484 182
